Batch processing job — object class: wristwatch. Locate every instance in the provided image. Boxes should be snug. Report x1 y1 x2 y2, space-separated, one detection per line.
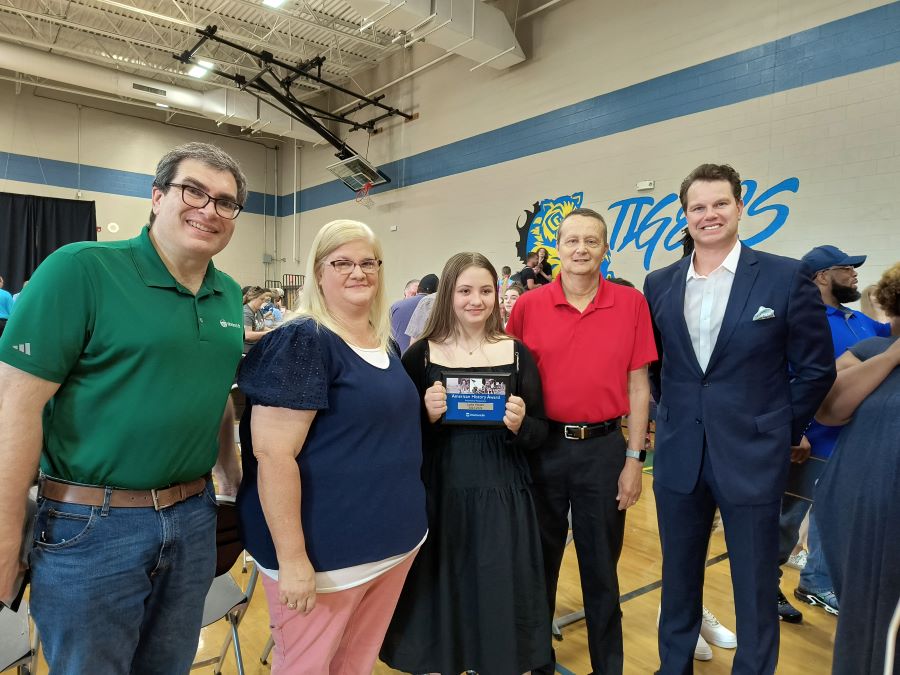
625 448 647 462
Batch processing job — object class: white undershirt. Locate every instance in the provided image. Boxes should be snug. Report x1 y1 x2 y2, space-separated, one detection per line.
684 239 741 371
349 344 390 369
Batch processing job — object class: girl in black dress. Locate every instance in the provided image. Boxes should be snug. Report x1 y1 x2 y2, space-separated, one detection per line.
381 252 550 675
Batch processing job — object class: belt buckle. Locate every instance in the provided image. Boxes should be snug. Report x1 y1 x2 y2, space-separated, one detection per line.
151 487 179 511
564 425 585 440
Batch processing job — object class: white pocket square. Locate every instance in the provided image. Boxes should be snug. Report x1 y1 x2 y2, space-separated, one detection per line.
753 306 775 321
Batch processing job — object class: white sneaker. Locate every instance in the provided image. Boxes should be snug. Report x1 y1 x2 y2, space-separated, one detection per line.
700 606 737 649
694 634 713 661
786 550 808 570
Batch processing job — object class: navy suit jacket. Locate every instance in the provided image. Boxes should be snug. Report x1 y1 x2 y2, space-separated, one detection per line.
643 245 835 505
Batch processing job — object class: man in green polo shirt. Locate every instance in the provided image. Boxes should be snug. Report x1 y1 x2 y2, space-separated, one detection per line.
0 142 246 674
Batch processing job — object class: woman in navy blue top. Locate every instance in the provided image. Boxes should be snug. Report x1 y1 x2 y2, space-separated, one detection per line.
236 219 426 674
381 252 550 675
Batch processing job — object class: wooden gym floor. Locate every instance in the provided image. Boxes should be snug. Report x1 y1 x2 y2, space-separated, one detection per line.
27 454 837 674
188 470 836 674
25 472 836 674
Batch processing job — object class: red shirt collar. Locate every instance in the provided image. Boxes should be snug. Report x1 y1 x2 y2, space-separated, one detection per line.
548 274 614 312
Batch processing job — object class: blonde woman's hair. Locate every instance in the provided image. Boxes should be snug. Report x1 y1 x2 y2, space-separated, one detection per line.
300 219 390 350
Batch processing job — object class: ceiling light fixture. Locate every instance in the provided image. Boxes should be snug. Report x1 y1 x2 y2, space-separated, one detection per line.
187 60 214 78
155 103 170 108
262 0 285 7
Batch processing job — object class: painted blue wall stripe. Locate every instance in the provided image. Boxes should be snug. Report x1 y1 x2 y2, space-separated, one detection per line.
0 151 276 217
295 1 900 212
2 3 899 215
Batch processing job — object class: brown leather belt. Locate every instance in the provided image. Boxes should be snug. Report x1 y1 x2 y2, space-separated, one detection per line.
39 476 208 511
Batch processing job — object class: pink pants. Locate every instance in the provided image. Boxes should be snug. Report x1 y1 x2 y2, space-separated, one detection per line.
261 553 415 675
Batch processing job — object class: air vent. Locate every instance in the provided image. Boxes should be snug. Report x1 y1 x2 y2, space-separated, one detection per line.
132 83 167 96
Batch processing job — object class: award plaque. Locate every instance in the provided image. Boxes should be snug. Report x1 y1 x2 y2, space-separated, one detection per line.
442 371 512 426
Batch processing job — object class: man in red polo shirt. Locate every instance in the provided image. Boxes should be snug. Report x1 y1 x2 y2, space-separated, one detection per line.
507 207 657 675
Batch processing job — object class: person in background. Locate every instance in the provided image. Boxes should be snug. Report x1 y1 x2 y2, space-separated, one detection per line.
236 219 427 675
402 274 441 347
498 266 512 298
242 286 272 354
861 283 890 324
11 279 28 305
402 278 420 299
519 252 539 291
391 274 437 354
381 252 550 675
261 288 286 327
776 245 890 621
535 247 553 286
0 277 11 337
814 261 900 675
0 141 246 673
502 283 524 328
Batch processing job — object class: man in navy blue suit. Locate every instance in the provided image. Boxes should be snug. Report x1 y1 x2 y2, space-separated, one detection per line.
643 164 835 674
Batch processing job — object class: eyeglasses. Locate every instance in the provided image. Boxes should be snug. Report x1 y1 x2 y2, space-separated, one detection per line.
164 182 243 220
827 265 855 273
327 259 382 275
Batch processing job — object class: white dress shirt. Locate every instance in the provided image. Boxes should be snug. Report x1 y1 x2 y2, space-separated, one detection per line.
684 239 742 371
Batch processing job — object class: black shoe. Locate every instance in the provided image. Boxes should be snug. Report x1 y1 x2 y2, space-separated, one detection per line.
778 589 803 623
794 586 839 615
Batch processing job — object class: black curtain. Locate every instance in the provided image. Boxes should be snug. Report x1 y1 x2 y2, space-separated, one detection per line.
0 192 97 294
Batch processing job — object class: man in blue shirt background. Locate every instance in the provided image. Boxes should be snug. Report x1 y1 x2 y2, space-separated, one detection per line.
0 276 13 338
777 245 890 622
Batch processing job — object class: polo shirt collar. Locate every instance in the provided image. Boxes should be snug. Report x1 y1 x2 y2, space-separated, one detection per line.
131 225 224 295
549 274 614 310
687 238 742 280
825 304 853 318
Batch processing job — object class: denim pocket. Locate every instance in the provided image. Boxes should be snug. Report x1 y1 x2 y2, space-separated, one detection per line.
201 480 220 508
34 500 97 549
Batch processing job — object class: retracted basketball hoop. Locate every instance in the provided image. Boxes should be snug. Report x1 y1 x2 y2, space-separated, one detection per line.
355 181 375 209
327 154 388 209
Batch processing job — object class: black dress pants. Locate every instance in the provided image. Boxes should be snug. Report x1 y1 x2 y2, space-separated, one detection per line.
529 429 627 675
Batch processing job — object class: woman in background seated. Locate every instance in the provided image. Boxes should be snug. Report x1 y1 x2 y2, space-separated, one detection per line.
236 219 427 675
814 262 900 675
242 286 271 354
381 252 550 675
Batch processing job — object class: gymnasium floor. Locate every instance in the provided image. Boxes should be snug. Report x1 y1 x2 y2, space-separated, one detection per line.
184 471 837 675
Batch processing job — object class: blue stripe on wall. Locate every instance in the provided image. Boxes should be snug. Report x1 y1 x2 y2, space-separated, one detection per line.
0 151 276 217
2 3 899 215
295 1 900 212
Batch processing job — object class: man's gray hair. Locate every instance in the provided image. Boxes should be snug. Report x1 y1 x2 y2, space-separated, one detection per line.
149 142 248 224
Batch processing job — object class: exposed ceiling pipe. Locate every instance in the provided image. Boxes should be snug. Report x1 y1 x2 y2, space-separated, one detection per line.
518 0 568 21
0 41 322 142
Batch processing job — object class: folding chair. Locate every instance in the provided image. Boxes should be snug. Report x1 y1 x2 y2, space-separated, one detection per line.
0 602 37 674
192 496 258 675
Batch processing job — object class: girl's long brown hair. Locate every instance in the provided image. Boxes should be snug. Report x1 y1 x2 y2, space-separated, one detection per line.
419 252 506 345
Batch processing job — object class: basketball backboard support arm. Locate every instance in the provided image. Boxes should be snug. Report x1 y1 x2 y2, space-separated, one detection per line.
175 26 413 162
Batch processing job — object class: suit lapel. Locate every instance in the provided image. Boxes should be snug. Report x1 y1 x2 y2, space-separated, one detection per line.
670 257 705 377
705 245 759 373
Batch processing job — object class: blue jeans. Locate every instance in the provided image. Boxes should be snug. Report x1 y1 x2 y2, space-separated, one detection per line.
798 510 833 593
29 480 218 675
